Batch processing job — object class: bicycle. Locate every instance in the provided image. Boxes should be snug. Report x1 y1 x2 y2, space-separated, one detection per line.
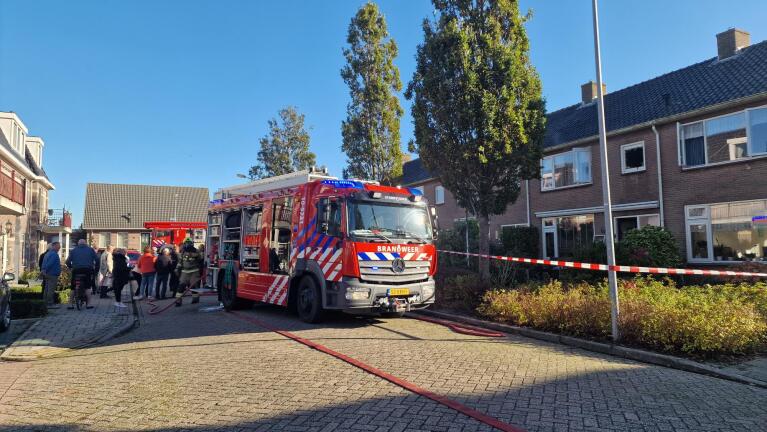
73 272 90 310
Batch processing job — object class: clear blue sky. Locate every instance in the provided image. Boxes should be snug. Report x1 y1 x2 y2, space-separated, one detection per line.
1 1 765 225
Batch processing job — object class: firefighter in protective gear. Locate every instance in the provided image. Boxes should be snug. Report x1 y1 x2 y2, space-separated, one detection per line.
175 239 204 307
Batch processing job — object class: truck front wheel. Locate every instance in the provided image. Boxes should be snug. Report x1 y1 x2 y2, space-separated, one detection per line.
296 276 324 323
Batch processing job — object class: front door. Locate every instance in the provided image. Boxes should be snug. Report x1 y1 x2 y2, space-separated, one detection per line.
543 218 557 259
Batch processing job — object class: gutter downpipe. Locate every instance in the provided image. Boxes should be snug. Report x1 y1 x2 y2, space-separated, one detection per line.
525 180 531 226
652 124 665 227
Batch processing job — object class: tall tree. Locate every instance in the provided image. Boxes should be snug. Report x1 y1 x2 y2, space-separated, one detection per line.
406 0 546 279
341 2 404 184
248 106 316 180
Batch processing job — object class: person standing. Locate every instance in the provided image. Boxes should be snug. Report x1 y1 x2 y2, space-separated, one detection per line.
98 245 114 298
40 242 62 309
38 244 51 295
111 249 130 308
66 239 98 309
154 248 173 300
169 245 180 298
137 247 157 300
175 240 204 307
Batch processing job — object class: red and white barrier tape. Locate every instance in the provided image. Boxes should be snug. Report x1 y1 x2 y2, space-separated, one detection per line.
438 250 767 278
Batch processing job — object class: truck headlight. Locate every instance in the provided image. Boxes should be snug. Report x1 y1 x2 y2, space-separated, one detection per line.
422 285 435 300
345 286 370 301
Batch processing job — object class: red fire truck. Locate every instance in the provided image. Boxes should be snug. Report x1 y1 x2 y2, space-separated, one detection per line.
144 221 207 250
206 173 437 322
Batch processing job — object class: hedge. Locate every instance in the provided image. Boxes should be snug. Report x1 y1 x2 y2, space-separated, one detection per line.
10 299 47 319
477 277 767 357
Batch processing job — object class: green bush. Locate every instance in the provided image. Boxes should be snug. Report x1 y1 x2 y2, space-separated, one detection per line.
10 299 47 319
434 269 491 311
478 276 767 357
20 268 41 281
499 226 538 258
58 267 71 290
617 225 682 268
10 287 44 301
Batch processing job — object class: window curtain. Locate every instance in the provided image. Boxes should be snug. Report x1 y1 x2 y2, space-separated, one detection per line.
684 136 705 166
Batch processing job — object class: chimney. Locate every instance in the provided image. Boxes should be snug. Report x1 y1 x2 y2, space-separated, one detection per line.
717 28 750 60
581 81 606 104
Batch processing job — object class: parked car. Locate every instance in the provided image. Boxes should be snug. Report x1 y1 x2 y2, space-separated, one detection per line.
0 272 15 332
126 250 141 268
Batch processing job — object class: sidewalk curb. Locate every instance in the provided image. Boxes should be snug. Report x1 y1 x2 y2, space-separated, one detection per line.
0 303 140 362
414 309 767 390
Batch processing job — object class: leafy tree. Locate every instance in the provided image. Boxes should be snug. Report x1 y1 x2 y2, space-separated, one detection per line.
249 106 316 180
406 0 546 279
341 2 403 184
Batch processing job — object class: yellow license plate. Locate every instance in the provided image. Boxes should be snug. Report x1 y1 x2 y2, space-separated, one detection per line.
388 288 410 296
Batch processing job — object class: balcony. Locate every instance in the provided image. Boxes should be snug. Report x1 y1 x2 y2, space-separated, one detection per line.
40 209 73 234
0 168 25 215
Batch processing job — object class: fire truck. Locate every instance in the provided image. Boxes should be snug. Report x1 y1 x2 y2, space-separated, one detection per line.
206 170 438 322
144 221 207 250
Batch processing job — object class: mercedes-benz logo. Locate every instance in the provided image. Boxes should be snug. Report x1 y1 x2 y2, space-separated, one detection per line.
391 258 406 273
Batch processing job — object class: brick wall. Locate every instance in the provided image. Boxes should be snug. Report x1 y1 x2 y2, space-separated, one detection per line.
412 178 529 239
88 230 146 251
658 99 767 259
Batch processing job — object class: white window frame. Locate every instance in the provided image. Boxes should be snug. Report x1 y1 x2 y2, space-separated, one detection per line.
435 185 445 205
620 141 646 174
613 213 660 240
540 147 592 191
682 202 767 263
685 205 712 263
97 233 108 249
678 105 767 168
116 232 128 249
542 218 558 258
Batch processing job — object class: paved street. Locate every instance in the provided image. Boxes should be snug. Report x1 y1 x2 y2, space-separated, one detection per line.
0 296 765 432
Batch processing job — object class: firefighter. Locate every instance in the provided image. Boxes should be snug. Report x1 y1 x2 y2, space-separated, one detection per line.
175 239 204 307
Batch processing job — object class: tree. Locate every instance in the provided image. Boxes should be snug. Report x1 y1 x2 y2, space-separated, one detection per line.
341 2 404 184
248 106 316 180
406 0 546 279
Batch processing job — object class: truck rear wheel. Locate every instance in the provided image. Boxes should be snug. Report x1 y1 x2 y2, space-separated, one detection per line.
296 276 324 323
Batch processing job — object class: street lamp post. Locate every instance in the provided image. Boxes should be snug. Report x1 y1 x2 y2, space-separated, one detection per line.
592 0 620 341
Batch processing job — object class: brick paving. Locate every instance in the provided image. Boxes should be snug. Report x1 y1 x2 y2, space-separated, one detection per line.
0 292 133 361
0 297 765 431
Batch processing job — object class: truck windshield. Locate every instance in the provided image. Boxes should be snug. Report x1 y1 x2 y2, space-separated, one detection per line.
348 201 432 243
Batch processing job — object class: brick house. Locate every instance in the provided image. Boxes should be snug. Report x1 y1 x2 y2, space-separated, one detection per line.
82 183 209 251
403 29 767 264
0 111 64 273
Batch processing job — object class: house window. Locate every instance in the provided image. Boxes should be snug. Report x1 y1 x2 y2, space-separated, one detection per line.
680 107 767 167
541 148 591 191
116 232 128 249
435 186 445 205
542 214 594 258
685 200 767 262
620 142 645 173
97 233 108 249
614 214 660 241
750 107 767 155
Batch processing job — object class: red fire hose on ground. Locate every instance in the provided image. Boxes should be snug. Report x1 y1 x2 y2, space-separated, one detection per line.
146 288 218 315
229 311 525 432
148 281 520 430
410 314 505 337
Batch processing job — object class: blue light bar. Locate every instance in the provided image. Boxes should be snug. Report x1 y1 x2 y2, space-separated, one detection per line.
408 187 423 196
322 180 364 189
